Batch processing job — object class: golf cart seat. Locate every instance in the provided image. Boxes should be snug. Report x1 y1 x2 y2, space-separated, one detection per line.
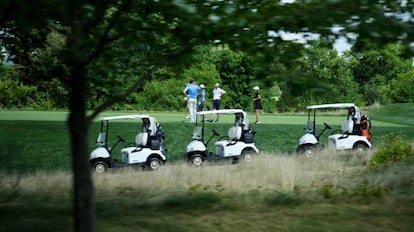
306 120 315 133
135 132 149 147
148 120 157 136
341 119 354 134
228 126 242 141
96 132 106 147
192 127 202 140
214 126 242 149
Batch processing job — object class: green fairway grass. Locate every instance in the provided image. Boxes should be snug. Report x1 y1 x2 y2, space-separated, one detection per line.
0 109 413 173
0 110 69 121
369 103 414 126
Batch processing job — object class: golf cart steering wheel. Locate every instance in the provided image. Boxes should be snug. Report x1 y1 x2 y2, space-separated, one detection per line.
212 129 220 137
323 122 332 130
117 135 125 143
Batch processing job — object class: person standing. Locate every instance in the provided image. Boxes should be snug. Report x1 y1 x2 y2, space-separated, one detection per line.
198 84 207 111
184 83 190 120
183 80 200 123
253 86 262 124
210 83 226 122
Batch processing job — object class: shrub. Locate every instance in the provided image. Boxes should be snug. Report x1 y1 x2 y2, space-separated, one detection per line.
370 133 414 166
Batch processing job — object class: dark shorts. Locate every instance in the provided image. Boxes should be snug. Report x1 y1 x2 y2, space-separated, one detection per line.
198 101 205 111
254 101 262 110
213 100 221 110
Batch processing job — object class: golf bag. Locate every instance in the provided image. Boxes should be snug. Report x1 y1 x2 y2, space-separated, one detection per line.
360 114 372 141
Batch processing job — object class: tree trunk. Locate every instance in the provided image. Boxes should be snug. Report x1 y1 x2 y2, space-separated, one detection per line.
69 66 96 232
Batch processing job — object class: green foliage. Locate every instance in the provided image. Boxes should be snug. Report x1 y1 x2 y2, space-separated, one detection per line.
349 43 413 105
299 41 361 104
3 40 414 112
0 65 28 109
275 41 363 111
389 71 414 103
182 62 221 92
2 1 414 114
0 65 66 110
360 75 391 105
213 48 255 109
135 78 185 111
261 83 282 113
371 133 414 166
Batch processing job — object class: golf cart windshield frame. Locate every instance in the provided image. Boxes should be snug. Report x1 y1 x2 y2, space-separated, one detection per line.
97 114 157 146
195 109 249 141
306 103 360 134
196 109 249 128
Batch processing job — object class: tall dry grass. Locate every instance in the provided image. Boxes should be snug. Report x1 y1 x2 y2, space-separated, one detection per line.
96 150 373 192
3 148 414 203
0 170 72 196
1 150 383 202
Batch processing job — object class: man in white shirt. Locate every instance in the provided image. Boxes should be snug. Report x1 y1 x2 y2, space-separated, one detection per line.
210 83 226 122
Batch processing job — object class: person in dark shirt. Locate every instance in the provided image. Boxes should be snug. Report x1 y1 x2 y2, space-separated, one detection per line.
253 86 262 124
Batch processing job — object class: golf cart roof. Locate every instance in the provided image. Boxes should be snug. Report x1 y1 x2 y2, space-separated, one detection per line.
306 103 356 110
196 109 245 115
99 114 152 121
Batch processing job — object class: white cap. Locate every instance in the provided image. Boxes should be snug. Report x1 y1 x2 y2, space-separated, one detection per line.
200 84 205 88
253 86 260 90
215 83 220 87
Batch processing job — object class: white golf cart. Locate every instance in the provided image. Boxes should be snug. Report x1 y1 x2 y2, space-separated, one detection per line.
297 103 372 156
90 114 167 173
184 109 259 166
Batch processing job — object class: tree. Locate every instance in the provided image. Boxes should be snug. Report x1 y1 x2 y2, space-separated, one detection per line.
389 70 414 103
347 43 414 104
3 1 414 231
213 47 255 109
300 41 360 103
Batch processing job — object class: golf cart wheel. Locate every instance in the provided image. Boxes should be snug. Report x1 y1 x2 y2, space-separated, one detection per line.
303 146 314 157
190 155 204 167
241 149 257 162
353 142 368 152
93 161 108 173
147 157 161 171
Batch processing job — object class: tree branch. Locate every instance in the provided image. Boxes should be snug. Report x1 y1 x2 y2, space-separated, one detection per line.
84 0 132 65
86 45 191 123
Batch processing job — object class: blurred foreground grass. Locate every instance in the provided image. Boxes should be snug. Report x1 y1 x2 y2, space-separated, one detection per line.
2 152 414 232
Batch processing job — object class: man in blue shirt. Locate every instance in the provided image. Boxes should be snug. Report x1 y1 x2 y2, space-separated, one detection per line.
183 80 201 123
